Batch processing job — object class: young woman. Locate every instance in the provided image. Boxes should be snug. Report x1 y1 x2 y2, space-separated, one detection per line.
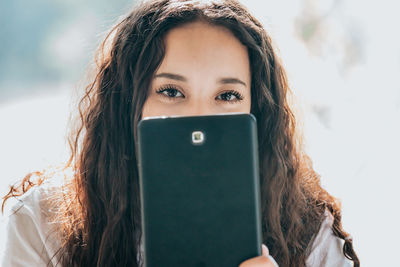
2 0 360 266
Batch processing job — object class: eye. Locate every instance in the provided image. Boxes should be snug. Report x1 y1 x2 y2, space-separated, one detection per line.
156 85 185 99
216 90 243 103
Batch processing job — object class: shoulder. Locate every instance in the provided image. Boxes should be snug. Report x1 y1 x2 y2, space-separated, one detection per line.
305 210 353 267
1 179 64 267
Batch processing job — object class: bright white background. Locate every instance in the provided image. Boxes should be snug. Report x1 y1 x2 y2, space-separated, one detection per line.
0 0 399 265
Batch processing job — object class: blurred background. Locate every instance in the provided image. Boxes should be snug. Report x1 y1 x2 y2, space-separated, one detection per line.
0 0 399 265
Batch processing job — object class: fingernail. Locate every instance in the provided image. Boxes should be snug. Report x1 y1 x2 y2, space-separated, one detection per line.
262 244 269 256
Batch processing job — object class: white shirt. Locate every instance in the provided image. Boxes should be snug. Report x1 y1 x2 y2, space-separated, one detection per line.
1 184 353 267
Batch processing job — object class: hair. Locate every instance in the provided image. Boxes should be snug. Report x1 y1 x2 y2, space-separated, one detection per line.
3 0 359 266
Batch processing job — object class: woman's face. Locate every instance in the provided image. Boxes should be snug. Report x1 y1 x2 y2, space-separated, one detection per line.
142 21 251 118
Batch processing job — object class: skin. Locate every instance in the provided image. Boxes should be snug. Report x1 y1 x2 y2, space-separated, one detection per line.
142 20 251 117
142 21 277 267
240 245 277 267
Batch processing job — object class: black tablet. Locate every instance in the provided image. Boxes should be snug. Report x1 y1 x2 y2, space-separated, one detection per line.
137 113 262 267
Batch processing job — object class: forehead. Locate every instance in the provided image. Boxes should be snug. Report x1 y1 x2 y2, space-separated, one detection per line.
158 21 250 82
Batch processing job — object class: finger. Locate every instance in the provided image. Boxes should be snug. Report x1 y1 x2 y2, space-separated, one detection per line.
268 255 279 267
262 245 279 267
262 244 269 256
239 256 276 267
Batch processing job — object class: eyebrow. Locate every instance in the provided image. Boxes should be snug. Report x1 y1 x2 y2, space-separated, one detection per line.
154 72 247 86
218 77 247 86
154 72 187 81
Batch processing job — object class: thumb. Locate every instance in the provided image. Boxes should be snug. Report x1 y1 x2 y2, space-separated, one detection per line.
262 244 280 267
261 244 269 256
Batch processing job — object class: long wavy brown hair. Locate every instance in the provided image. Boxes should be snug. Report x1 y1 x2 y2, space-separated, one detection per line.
3 0 359 266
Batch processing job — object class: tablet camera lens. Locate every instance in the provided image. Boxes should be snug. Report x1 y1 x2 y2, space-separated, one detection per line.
192 131 205 145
